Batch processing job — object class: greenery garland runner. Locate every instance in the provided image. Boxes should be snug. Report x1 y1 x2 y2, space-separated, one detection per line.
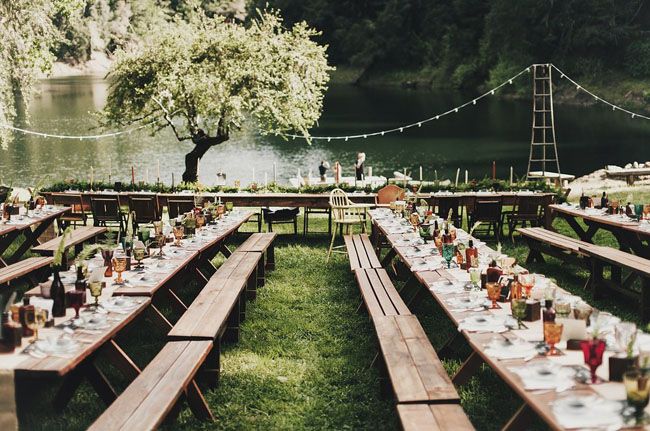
39 178 563 200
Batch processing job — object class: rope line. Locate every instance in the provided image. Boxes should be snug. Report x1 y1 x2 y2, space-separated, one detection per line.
0 118 162 140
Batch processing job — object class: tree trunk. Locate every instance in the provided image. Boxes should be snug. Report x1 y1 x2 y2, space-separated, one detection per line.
182 133 229 183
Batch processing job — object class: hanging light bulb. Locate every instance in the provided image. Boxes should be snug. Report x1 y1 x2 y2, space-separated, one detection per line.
632 114 636 119
363 134 367 138
509 80 513 84
490 90 495 95
345 137 349 141
454 108 458 113
327 138 331 142
399 128 404 133
381 131 385 136
435 116 439 120
417 122 422 127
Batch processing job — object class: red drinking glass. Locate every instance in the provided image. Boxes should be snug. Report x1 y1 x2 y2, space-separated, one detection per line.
66 290 85 319
580 338 606 384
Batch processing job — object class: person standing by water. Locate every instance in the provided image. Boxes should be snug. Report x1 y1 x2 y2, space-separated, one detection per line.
334 161 341 184
355 152 366 181
318 161 330 182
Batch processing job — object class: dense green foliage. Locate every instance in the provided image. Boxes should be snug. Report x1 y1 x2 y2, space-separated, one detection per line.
251 0 650 88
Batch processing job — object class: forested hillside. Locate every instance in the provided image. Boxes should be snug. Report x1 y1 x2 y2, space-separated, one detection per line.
250 0 650 93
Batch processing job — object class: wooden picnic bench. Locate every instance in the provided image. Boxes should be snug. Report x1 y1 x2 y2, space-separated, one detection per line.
344 234 382 271
580 244 650 321
517 227 592 268
236 232 277 287
354 268 409 318
32 226 106 257
0 256 53 287
88 340 215 430
168 251 260 386
374 315 460 404
397 404 475 430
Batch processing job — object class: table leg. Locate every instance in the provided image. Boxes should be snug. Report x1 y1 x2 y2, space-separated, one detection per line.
0 230 20 267
186 380 214 421
502 403 534 431
380 248 396 267
85 362 117 405
100 339 141 381
6 217 59 263
452 351 484 386
145 303 173 331
561 214 596 242
166 287 188 315
53 367 85 411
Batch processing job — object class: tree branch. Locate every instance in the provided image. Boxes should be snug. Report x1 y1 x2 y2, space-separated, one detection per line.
151 96 192 141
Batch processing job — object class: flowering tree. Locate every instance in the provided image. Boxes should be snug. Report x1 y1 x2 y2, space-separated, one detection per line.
103 8 333 182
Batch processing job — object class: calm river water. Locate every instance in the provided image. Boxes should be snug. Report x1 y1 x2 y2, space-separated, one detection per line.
1 75 648 187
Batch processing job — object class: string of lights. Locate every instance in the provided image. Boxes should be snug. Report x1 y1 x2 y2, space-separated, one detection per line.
0 117 161 140
0 63 647 141
284 65 534 141
551 64 650 120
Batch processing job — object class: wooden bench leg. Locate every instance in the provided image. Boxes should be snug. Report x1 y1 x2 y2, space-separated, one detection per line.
247 270 257 301
224 302 241 343
199 339 221 388
452 351 484 386
502 403 534 431
592 259 605 300
186 380 214 421
267 244 275 270
218 243 232 258
642 278 650 323
166 288 188 315
380 248 396 267
438 332 467 360
257 257 265 288
239 290 247 323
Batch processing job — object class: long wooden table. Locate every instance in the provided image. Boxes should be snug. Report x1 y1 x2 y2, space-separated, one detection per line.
371 208 642 431
549 203 650 258
3 210 252 428
0 207 70 266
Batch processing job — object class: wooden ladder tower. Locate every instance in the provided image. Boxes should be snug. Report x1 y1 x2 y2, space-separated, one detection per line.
526 64 562 180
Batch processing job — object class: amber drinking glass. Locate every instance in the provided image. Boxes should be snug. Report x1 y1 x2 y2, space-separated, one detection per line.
519 273 535 298
26 308 47 343
133 246 146 270
155 233 166 258
225 201 234 213
486 282 501 309
89 280 103 307
544 322 563 356
112 256 127 285
196 213 205 229
173 225 184 247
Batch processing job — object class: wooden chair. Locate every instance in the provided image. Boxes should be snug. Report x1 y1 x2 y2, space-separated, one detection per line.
50 193 88 230
90 196 125 235
128 195 161 230
167 197 195 219
376 184 405 205
468 198 503 241
327 188 367 262
262 207 299 234
436 196 463 228
504 195 544 241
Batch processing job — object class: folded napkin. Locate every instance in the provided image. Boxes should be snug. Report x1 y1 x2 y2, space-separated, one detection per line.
509 362 576 391
429 281 465 294
458 314 509 333
411 259 444 272
484 338 538 360
551 395 623 430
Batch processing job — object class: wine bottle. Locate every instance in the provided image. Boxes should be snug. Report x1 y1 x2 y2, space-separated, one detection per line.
19 297 34 337
465 239 478 270
51 269 67 318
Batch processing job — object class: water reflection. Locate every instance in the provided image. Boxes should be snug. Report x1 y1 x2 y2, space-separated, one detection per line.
0 75 647 187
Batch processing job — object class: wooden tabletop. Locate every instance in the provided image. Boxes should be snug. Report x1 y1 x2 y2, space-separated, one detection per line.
2 206 70 231
550 204 650 236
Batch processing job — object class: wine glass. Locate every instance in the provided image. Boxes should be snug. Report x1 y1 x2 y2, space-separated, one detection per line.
112 256 127 285
173 225 184 247
624 369 650 424
133 244 146 270
544 322 563 356
225 201 234 213
419 225 430 243
519 273 535 298
66 290 84 319
155 233 166 258
196 213 206 230
88 280 103 308
26 308 47 343
469 267 481 289
555 297 572 318
153 220 163 236
442 243 455 268
486 282 501 309
580 338 606 383
138 228 151 244
511 298 527 329
101 249 114 278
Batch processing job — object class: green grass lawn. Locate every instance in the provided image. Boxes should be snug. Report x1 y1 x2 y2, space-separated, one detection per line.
9 208 646 430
